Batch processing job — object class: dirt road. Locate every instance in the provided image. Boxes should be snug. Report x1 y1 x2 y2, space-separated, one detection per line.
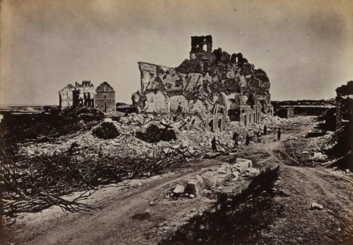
11 116 353 245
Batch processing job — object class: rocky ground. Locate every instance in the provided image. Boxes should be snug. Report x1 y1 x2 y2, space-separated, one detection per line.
4 116 353 245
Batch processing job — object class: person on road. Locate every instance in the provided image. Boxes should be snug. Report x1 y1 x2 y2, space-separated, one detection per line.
264 125 267 135
233 132 239 148
277 128 281 141
257 131 262 143
211 136 219 152
246 134 250 146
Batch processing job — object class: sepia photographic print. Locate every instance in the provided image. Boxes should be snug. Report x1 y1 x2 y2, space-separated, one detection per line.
1 0 353 244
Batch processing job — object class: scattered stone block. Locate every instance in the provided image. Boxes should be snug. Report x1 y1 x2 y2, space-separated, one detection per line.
186 178 203 197
201 171 218 188
216 172 232 186
232 171 239 181
195 175 204 187
173 184 185 194
233 158 252 173
246 168 260 177
217 163 231 174
310 202 324 210
313 152 326 160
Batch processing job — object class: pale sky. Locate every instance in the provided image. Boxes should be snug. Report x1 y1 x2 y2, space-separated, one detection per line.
1 0 353 105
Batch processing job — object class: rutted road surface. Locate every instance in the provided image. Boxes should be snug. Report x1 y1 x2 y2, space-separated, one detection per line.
11 117 353 245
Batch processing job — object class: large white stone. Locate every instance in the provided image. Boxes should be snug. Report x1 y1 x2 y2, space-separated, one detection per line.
246 168 260 177
233 158 252 173
173 184 185 194
217 163 231 174
187 178 203 197
216 172 232 186
201 171 218 188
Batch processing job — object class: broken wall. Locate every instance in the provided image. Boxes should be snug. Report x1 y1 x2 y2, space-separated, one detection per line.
58 84 74 110
134 36 272 130
145 91 169 113
73 81 96 107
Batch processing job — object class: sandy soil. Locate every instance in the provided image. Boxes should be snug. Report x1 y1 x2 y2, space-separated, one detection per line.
8 116 353 245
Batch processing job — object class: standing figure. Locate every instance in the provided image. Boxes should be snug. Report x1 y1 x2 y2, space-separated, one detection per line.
246 134 250 146
257 131 262 143
264 125 267 135
277 128 281 141
176 102 183 114
211 136 219 152
233 132 239 148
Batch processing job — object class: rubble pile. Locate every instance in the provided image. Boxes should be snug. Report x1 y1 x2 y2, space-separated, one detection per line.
18 114 296 163
165 158 260 200
261 115 295 130
302 132 336 161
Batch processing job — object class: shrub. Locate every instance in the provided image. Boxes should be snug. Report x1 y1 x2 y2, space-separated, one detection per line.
92 122 119 139
136 124 177 143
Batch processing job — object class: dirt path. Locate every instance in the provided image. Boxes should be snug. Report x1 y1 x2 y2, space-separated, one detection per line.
10 116 353 245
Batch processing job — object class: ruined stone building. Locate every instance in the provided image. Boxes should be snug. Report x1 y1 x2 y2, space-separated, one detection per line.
58 81 116 114
132 35 272 131
72 81 96 107
58 84 75 110
95 82 116 114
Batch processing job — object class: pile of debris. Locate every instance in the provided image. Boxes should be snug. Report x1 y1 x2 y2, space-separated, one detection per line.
18 114 296 163
303 131 336 161
165 158 260 200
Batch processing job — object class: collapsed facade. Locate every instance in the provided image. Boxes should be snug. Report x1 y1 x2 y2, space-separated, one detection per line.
58 81 116 114
132 35 272 131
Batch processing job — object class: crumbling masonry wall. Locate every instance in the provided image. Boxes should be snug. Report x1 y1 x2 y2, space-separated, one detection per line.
72 81 95 107
58 84 75 110
132 36 271 131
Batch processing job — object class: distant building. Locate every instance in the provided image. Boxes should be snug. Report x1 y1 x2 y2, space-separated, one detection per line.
58 81 116 114
58 84 74 110
95 82 116 114
72 81 96 107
